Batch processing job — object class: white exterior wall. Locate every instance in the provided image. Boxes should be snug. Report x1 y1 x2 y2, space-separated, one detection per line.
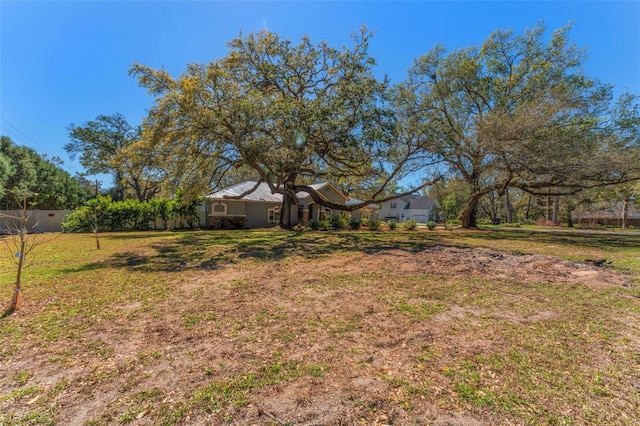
379 202 438 223
379 201 403 221
0 210 73 233
403 209 429 223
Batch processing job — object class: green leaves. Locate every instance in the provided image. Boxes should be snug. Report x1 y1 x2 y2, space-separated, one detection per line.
130 29 413 226
66 114 163 202
400 22 630 227
0 136 90 209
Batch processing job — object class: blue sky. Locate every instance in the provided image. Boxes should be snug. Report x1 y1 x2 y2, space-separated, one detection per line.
1 1 639 188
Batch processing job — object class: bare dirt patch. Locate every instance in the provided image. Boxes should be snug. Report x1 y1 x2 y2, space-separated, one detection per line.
351 246 629 289
2 243 638 425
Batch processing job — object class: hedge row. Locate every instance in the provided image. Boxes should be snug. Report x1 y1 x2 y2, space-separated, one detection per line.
62 195 202 232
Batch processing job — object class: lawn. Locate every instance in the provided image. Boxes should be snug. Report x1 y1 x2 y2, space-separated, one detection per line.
1 228 639 425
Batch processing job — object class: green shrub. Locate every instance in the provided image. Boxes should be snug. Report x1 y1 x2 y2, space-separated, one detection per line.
319 218 333 231
207 216 246 229
404 219 418 231
308 220 320 230
448 219 461 226
349 218 362 230
387 220 398 230
62 194 202 232
426 220 437 230
332 213 350 230
361 217 370 228
368 218 382 231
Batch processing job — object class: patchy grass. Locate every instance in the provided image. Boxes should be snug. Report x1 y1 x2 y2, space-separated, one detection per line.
1 228 639 425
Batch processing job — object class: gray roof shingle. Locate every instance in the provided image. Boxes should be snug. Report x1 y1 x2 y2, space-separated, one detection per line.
206 181 283 202
206 181 345 203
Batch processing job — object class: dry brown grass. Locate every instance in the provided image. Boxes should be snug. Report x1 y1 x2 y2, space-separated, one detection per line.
1 229 639 425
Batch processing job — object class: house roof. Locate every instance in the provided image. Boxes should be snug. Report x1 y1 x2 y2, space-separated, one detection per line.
206 181 283 203
297 182 350 201
574 213 640 219
388 194 437 210
573 203 640 220
206 181 349 204
346 197 379 210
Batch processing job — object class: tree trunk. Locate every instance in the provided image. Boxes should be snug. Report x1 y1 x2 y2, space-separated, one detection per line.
280 196 293 229
93 211 101 249
525 195 532 220
622 198 629 229
460 192 483 228
279 176 298 230
10 234 25 312
93 230 101 250
9 197 28 312
134 178 144 202
504 188 512 223
552 196 560 225
566 207 574 228
546 192 551 222
114 171 126 201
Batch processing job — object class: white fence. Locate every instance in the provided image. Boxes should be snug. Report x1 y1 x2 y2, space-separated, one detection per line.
0 210 72 233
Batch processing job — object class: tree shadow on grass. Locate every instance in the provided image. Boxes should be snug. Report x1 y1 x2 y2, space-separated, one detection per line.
62 227 633 275
62 229 459 274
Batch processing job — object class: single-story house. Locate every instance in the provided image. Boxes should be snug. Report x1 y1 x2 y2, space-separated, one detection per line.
573 203 640 227
378 194 441 223
204 181 378 228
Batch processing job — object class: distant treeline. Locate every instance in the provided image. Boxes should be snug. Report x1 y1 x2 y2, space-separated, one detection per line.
1 136 92 209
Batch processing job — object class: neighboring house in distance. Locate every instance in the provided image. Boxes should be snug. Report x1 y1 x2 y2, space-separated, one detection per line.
204 181 378 228
378 194 441 223
573 203 640 227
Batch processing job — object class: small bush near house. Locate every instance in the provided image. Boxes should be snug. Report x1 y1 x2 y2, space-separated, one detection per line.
426 220 437 230
404 219 418 231
368 218 382 231
448 219 461 226
308 220 320 230
349 218 362 230
361 217 370 228
387 220 398 230
208 216 246 230
332 213 350 230
319 218 333 231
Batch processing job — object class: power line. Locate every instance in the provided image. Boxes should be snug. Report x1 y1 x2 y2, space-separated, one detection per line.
0 117 86 176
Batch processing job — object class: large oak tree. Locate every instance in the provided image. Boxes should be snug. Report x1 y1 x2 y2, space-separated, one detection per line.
66 114 162 201
130 29 438 228
1 136 91 209
398 23 637 227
